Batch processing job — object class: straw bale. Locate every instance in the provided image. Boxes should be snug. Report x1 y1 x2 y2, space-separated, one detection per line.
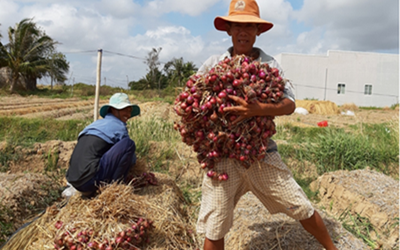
136 173 186 212
2 173 200 250
295 100 340 115
340 103 359 111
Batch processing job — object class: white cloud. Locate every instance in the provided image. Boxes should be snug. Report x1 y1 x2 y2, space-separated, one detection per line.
121 25 208 69
98 0 140 19
145 26 190 39
0 0 21 35
294 0 399 52
145 0 221 16
22 3 138 52
259 0 293 24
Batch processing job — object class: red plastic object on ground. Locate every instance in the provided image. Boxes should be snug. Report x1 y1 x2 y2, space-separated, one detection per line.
317 120 328 127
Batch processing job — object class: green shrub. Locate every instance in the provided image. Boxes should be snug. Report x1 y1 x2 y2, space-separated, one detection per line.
276 122 398 177
128 117 179 158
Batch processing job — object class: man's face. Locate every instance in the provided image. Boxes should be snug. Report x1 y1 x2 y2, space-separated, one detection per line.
111 106 132 123
227 22 260 56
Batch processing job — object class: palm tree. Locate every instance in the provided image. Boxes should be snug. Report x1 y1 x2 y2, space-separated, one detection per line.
46 51 69 89
164 58 198 87
183 61 197 78
0 28 7 68
3 18 68 92
164 57 184 87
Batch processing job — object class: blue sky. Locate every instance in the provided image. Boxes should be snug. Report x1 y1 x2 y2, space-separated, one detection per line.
0 0 398 88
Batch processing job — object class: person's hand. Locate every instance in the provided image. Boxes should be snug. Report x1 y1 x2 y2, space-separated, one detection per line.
223 95 264 124
223 95 295 124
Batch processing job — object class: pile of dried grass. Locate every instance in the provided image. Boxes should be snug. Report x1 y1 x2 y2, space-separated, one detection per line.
2 173 200 250
296 100 340 115
340 103 359 111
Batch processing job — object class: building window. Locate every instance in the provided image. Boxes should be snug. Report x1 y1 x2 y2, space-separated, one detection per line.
364 84 372 95
337 83 345 94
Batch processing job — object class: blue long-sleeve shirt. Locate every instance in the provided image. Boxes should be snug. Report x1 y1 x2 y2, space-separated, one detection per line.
79 113 129 144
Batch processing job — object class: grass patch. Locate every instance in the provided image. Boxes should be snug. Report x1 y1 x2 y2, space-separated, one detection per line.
128 117 180 172
44 149 59 173
0 206 13 245
128 117 179 157
338 208 379 249
20 83 124 99
276 122 399 177
293 175 319 202
180 183 202 205
0 140 23 172
0 117 89 172
131 89 176 104
0 117 89 147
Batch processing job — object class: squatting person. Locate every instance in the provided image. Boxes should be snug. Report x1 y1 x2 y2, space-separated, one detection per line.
65 92 140 198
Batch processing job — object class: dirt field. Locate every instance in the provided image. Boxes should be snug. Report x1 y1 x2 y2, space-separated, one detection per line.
0 95 399 249
0 95 397 125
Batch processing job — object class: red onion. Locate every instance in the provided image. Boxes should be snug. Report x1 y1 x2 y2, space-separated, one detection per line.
207 170 216 178
174 55 286 180
186 79 194 88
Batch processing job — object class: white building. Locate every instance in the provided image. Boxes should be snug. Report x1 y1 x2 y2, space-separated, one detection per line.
275 50 399 108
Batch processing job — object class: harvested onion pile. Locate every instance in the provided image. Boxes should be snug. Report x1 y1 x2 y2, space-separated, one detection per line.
53 217 154 250
174 55 286 180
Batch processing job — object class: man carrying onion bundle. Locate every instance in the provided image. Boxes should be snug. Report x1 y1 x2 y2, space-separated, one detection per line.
65 93 140 198
195 1 338 249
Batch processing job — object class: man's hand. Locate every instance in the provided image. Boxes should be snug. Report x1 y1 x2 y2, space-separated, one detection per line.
223 95 296 124
223 95 264 124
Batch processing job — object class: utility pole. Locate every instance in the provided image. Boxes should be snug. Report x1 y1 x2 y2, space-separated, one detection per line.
126 75 129 89
324 68 328 101
94 49 103 121
71 77 75 97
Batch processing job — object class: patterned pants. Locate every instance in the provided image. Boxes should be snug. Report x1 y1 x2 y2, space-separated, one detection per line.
196 151 314 240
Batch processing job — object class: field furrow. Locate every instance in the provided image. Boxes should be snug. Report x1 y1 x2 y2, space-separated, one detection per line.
0 100 108 117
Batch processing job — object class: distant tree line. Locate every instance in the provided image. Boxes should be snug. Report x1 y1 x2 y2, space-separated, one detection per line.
0 18 198 94
128 47 198 91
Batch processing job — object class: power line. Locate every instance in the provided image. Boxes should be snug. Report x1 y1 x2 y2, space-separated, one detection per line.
103 50 168 64
61 50 98 54
106 78 127 84
60 49 169 66
103 50 145 60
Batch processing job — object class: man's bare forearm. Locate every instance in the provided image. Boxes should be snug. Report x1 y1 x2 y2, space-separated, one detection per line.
258 98 295 117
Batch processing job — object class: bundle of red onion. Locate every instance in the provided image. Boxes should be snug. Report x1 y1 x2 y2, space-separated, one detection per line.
174 55 286 181
126 172 158 188
53 217 154 250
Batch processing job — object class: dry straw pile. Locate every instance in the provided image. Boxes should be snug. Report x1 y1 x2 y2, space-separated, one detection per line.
339 103 359 112
295 100 340 115
2 173 200 250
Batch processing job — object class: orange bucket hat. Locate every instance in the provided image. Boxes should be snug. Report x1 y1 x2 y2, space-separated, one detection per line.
214 0 273 33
